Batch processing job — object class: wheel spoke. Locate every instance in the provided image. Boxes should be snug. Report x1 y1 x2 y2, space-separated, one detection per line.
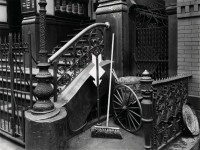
128 90 132 99
128 100 137 107
128 106 140 110
120 87 127 101
129 109 141 118
113 97 122 106
128 111 140 126
113 107 122 110
114 94 123 105
127 91 132 104
127 113 134 129
128 112 137 129
116 89 123 103
115 109 125 118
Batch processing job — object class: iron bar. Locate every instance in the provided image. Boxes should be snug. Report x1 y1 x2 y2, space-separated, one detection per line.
0 37 3 130
5 49 9 133
28 32 33 108
32 0 55 113
9 33 16 136
53 62 58 102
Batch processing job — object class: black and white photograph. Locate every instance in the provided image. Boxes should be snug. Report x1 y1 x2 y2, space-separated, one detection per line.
0 0 200 149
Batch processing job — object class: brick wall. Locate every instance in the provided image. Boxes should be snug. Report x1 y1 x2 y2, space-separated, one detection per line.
177 0 200 97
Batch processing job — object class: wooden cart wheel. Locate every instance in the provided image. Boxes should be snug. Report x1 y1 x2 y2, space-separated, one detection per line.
112 84 142 133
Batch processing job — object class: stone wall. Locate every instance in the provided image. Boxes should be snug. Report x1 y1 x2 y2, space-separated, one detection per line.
177 0 200 97
177 0 200 118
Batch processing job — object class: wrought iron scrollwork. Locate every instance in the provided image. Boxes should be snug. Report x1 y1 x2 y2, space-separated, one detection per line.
54 26 106 94
151 75 190 149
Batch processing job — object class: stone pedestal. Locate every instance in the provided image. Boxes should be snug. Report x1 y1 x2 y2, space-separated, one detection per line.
96 0 129 77
25 108 67 150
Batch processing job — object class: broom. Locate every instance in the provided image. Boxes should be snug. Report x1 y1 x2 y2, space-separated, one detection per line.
91 33 122 139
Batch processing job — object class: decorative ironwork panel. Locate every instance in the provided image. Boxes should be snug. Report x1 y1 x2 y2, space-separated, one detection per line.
55 26 105 94
151 75 190 149
131 4 168 79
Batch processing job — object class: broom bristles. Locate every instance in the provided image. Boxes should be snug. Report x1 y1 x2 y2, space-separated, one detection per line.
91 125 122 139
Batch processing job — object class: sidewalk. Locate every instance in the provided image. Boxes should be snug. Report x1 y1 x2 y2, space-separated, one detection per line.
0 136 24 150
67 119 144 150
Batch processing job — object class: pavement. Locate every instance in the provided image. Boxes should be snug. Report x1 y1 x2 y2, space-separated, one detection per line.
0 135 24 150
0 118 199 150
67 119 144 150
0 118 144 150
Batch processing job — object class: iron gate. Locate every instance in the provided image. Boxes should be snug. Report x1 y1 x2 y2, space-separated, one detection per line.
0 33 33 143
131 2 168 79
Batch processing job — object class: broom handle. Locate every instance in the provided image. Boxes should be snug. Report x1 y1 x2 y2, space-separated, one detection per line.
106 33 114 127
96 56 101 125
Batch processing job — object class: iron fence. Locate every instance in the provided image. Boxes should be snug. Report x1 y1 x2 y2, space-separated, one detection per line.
0 32 33 143
151 75 191 149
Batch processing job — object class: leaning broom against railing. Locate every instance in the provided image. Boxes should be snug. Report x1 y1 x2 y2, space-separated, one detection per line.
48 22 110 102
140 70 192 150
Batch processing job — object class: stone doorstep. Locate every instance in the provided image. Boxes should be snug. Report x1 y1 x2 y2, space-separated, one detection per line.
163 134 200 150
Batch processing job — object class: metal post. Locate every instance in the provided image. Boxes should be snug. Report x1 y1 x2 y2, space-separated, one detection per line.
140 70 153 150
28 32 33 108
9 33 16 136
32 0 55 113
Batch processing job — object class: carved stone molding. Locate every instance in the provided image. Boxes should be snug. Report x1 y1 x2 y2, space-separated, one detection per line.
166 3 177 15
177 0 200 18
96 0 128 15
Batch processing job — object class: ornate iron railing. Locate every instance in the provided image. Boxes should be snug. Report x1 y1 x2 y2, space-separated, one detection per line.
0 33 33 144
130 4 168 80
48 22 110 100
151 74 191 149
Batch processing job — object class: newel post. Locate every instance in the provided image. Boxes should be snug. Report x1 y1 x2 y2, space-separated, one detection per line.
25 1 67 150
140 70 153 150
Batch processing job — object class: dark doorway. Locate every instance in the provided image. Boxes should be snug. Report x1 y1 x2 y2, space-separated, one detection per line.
7 0 22 32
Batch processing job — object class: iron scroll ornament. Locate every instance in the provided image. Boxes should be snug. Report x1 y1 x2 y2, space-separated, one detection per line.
55 26 105 94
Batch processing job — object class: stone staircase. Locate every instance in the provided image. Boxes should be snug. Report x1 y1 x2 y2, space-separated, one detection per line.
0 19 111 144
0 22 200 150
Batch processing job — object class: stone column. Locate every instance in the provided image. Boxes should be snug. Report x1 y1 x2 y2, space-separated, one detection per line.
166 0 177 76
25 1 67 150
96 0 129 77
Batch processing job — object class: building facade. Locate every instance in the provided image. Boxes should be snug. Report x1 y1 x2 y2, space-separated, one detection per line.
0 0 200 149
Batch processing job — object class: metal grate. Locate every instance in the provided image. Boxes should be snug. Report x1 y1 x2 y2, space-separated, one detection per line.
0 33 33 142
131 4 168 80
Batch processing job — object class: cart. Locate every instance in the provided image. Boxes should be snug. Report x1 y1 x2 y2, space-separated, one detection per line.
112 75 143 133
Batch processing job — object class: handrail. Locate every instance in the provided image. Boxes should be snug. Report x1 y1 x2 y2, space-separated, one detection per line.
48 22 110 63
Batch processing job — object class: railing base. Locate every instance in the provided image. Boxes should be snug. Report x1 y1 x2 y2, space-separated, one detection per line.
162 134 200 150
25 107 67 150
